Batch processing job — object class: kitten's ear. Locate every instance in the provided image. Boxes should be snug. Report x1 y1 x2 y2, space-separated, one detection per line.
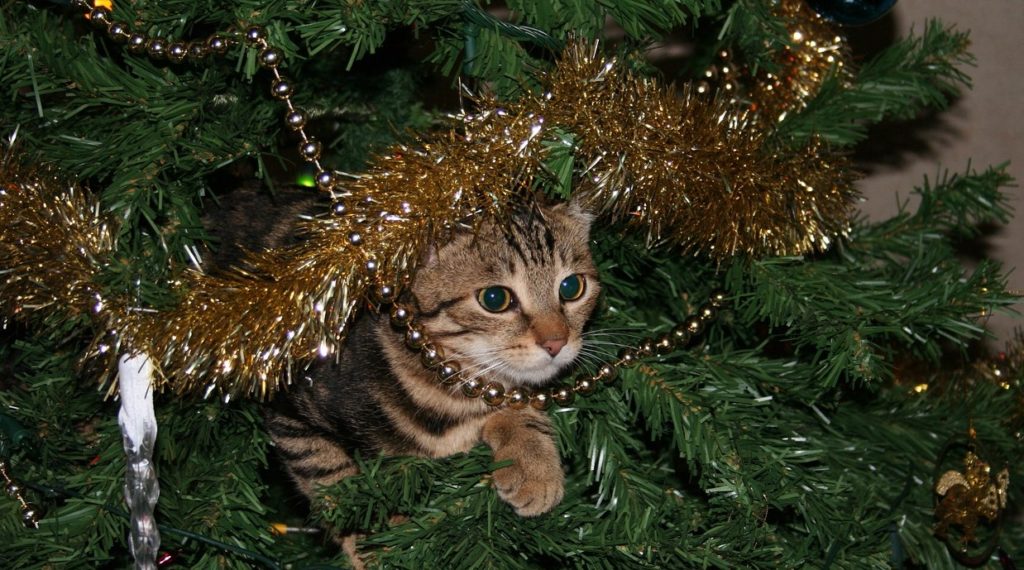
550 194 596 232
419 242 440 268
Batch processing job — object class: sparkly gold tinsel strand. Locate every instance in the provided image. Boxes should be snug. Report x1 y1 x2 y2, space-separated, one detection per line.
0 5 856 398
0 161 118 328
701 0 850 127
534 42 855 256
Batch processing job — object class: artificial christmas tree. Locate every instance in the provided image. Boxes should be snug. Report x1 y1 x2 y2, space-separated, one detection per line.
1 0 1020 568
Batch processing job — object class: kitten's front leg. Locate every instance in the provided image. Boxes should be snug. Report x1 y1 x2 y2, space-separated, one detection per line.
481 407 564 517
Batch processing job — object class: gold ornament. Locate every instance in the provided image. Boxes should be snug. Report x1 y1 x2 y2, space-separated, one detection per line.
934 450 1009 548
701 0 849 129
932 424 1012 566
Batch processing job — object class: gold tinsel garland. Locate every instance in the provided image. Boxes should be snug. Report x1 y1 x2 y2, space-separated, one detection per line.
1 23 856 398
535 42 854 256
0 163 117 324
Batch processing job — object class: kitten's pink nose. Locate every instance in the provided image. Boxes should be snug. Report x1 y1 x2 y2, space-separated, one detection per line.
540 338 567 357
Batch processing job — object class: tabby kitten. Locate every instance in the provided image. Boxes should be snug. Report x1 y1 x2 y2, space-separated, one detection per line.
262 199 600 520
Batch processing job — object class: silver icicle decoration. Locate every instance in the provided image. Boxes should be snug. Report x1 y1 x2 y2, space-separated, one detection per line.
118 353 160 570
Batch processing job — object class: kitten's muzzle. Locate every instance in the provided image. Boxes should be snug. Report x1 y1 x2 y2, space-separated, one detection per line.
540 337 567 357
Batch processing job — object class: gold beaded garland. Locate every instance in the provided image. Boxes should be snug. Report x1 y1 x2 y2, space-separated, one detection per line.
1 459 41 529
574 376 597 395
617 348 640 368
69 2 343 199
552 385 576 407
482 382 506 406
461 377 485 398
594 363 618 384
379 291 726 408
530 391 553 411
506 388 529 409
653 335 675 355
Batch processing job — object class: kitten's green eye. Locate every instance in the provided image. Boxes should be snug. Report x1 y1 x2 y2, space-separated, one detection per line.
477 286 514 312
559 274 586 302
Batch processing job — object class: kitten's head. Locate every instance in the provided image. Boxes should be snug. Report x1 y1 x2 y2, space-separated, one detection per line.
410 202 599 387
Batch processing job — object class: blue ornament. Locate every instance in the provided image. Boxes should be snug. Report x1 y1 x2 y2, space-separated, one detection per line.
805 0 897 26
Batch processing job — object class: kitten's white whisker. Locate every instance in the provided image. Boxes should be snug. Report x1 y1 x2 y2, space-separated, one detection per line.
583 328 646 337
583 329 644 336
573 352 613 370
457 346 508 360
463 360 507 382
576 348 615 360
580 340 634 350
459 358 502 375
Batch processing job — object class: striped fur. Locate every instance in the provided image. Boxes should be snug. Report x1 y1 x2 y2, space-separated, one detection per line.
207 187 598 562
265 201 598 512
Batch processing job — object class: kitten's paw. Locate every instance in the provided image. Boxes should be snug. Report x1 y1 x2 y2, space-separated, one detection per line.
492 459 565 517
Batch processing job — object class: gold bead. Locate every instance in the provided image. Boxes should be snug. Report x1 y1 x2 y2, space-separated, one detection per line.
5 482 22 497
187 41 209 60
419 342 445 369
404 325 425 350
389 304 412 327
127 33 147 54
709 289 728 308
574 376 597 395
637 339 656 358
146 38 167 60
653 334 675 355
167 42 188 63
21 505 41 528
482 382 506 406
461 377 484 398
529 390 552 411
244 25 266 45
372 283 396 304
552 385 575 406
506 387 529 409
437 361 462 385
594 363 618 384
315 170 335 191
271 78 294 100
89 6 112 28
285 109 307 131
671 324 691 346
107 21 130 43
617 347 639 368
298 139 322 161
698 304 716 323
207 34 229 55
259 47 282 69
684 315 704 336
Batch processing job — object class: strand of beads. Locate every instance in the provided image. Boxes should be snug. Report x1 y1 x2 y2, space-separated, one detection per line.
1 458 41 529
373 286 728 409
240 25 341 195
70 1 341 196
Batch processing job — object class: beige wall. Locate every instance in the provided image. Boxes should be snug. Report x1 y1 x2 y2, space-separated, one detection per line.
856 0 1024 346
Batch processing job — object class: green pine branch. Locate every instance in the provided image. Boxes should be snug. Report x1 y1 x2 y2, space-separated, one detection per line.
774 19 973 148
